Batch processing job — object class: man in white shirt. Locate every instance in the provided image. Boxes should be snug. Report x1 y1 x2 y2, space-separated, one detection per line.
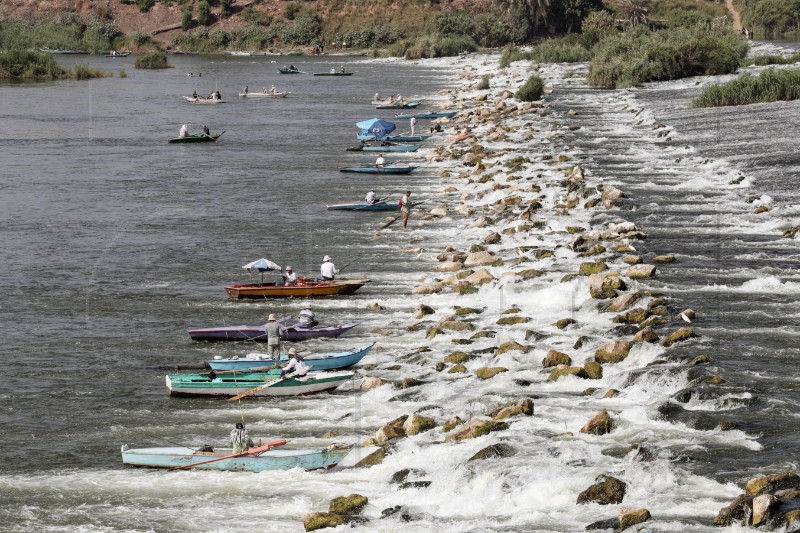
281 348 309 378
365 190 377 204
179 124 189 137
375 154 385 167
319 255 339 281
282 265 297 283
410 116 417 135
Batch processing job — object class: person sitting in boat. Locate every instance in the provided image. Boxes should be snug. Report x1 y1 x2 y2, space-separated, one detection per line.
270 84 276 94
243 85 248 95
289 64 296 71
340 65 345 74
365 189 378 205
281 265 297 284
374 92 380 102
202 125 210 136
230 422 254 454
389 95 395 104
192 91 198 99
179 124 189 137
297 303 318 328
214 90 222 100
280 348 309 379
319 255 339 281
330 67 336 74
375 154 386 168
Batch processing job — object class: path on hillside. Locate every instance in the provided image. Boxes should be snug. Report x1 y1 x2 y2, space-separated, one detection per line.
725 0 743 32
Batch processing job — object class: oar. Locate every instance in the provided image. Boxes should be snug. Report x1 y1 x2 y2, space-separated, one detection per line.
228 375 287 401
354 194 395 211
378 199 429 230
167 439 288 471
214 130 226 142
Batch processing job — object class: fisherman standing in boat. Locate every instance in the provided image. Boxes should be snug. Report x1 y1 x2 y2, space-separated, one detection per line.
202 125 210 136
265 314 287 362
230 422 254 454
319 255 339 281
280 348 309 379
297 303 318 328
375 153 385 168
410 116 417 135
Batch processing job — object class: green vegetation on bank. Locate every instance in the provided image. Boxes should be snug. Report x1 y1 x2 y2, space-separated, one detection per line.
741 51 800 67
0 18 122 53
134 51 169 69
693 68 800 107
0 50 111 79
735 0 800 38
516 75 545 101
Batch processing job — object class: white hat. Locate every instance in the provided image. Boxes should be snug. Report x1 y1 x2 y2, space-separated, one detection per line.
305 303 313 309
268 314 276 321
288 347 297 355
323 255 332 261
286 265 293 271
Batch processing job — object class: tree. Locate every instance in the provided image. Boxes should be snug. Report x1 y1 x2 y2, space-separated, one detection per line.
220 0 233 19
504 0 551 37
550 0 604 33
613 0 650 27
181 3 193 31
197 0 213 26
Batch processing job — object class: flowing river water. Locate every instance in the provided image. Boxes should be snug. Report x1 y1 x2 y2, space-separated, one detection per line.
0 44 797 532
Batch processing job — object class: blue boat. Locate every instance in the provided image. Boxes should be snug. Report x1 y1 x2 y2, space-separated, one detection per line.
394 110 458 120
121 441 355 472
375 101 420 109
347 143 420 152
357 133 432 143
327 200 400 211
208 343 375 371
339 165 417 174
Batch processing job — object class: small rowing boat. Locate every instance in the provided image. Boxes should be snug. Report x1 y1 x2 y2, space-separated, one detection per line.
339 164 417 174
165 369 356 397
375 101 420 109
121 441 354 471
277 67 304 74
395 110 458 120
168 132 223 143
187 320 364 342
346 143 420 152
238 91 289 98
314 72 354 76
208 343 375 371
357 133 432 143
326 200 400 211
182 95 225 104
40 47 89 54
224 278 370 298
104 51 130 57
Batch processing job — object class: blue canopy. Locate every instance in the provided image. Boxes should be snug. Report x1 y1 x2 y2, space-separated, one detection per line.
356 118 396 140
242 258 281 272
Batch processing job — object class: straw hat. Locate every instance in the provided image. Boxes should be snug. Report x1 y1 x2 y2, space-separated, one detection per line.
288 347 297 355
305 303 313 309
323 255 332 262
286 265 293 271
268 314 276 321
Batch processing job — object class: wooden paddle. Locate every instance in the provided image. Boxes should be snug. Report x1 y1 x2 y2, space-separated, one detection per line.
167 439 288 471
228 375 287 401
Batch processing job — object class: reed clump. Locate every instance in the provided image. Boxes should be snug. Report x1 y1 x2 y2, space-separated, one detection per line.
741 52 800 67
476 74 490 90
135 51 169 69
516 75 545 102
0 49 64 79
71 63 112 80
499 46 536 68
693 68 800 108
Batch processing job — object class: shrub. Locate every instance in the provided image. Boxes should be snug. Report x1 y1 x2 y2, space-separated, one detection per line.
582 10 617 32
282 14 322 45
119 69 127 78
197 0 213 26
0 50 64 79
499 45 536 68
135 51 169 69
284 2 301 20
181 5 193 31
241 7 272 27
533 36 594 63
135 0 155 12
219 0 233 18
741 51 800 67
693 68 800 107
516 75 545 101
476 74 491 90
405 34 477 59
71 63 111 80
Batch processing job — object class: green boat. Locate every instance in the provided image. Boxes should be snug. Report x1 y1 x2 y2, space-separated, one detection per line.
167 132 224 144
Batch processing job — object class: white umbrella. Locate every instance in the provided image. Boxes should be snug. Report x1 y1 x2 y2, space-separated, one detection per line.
242 258 282 283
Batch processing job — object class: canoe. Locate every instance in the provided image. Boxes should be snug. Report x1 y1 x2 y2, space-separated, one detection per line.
121 442 354 471
104 51 131 57
208 343 375 371
40 47 90 54
187 320 364 342
375 101 420 109
313 72 354 76
224 279 370 298
238 91 289 98
277 68 303 74
394 110 458 119
223 51 254 56
357 134 431 143
346 144 420 152
168 133 223 143
326 200 400 211
165 369 356 397
338 165 417 174
182 96 225 104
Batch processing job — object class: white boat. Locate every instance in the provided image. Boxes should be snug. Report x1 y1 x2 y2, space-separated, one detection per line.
182 96 225 104
238 91 290 98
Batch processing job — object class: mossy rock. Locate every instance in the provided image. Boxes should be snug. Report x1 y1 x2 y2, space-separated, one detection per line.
746 472 800 496
454 282 480 295
434 362 446 372
534 249 554 259
518 268 544 279
578 244 606 257
497 316 530 325
448 363 468 373
547 366 587 381
595 340 631 364
613 307 650 325
454 306 482 316
714 494 754 526
649 305 669 316
404 414 435 436
451 338 474 345
442 416 464 432
304 512 345 531
475 367 508 380
329 494 368 516
654 254 676 263
583 361 603 380
619 508 651 530
354 446 387 467
501 306 521 314
554 317 576 329
579 260 608 276
566 226 586 234
577 475 627 505
580 409 613 435
561 273 580 283
444 351 473 364
492 397 534 420
662 327 696 347
688 354 710 366
452 420 510 441
471 329 496 339
603 389 619 398
543 349 572 368
468 443 518 461
495 341 531 355
440 320 475 332
401 377 424 389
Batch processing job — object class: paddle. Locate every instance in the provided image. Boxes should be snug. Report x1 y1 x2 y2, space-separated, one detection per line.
378 199 429 230
228 375 287 401
167 439 288 471
354 193 395 211
213 130 226 142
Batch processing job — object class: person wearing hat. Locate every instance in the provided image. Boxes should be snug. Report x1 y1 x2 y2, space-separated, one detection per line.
319 255 339 281
282 265 297 284
264 313 287 362
230 421 254 453
297 302 318 328
365 189 378 205
179 124 189 137
280 347 309 379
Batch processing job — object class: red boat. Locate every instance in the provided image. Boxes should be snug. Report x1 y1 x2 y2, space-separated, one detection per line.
224 278 370 299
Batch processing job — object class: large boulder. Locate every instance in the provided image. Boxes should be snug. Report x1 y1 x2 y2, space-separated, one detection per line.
329 494 368 517
444 351 473 364
752 494 778 527
588 271 626 299
464 251 503 267
375 415 408 444
547 366 587 381
577 475 627 505
496 341 531 355
626 264 657 279
403 413 435 436
746 472 800 496
632 326 659 344
491 397 534 420
618 508 651 530
662 327 696 347
412 282 444 295
543 349 572 368
580 410 613 435
579 260 608 276
355 446 387 467
360 376 390 391
468 443 517 461
446 418 510 442
434 261 464 272
594 340 631 364
442 416 464 432
303 512 344 531
463 268 496 286
583 361 603 380
714 494 754 526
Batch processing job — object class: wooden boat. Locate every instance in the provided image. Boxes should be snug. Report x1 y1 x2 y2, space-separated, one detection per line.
168 132 223 144
182 95 225 104
121 442 354 471
314 72 354 76
40 47 90 54
338 165 417 174
223 50 254 56
375 101 420 109
165 369 356 397
395 110 458 120
238 91 289 98
326 200 400 211
277 67 303 74
346 143 420 153
208 343 374 371
224 278 370 299
104 51 131 57
386 134 432 142
187 320 364 342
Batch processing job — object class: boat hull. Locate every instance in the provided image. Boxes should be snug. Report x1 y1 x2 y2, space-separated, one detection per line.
182 96 225 104
326 201 399 211
165 370 355 397
347 144 420 152
239 92 288 98
168 134 221 144
277 68 302 74
187 320 363 342
338 166 417 174
121 444 354 471
208 343 374 371
394 111 458 119
224 279 370 298
313 72 354 76
375 101 420 109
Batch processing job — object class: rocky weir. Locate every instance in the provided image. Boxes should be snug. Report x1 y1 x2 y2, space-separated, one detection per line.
301 54 797 532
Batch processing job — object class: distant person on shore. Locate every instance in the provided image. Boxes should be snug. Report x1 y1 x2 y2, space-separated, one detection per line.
230 422 254 454
430 122 442 133
265 314 287 362
297 303 318 328
319 255 339 281
400 190 412 228
179 124 189 137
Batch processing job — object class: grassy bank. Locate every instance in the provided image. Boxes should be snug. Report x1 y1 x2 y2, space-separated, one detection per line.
742 51 800 67
0 19 121 54
735 0 800 38
693 68 800 107
0 50 111 80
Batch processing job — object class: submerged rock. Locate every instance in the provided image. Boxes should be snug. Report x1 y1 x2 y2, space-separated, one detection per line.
355 446 387 467
554 317 577 329
662 327 696 347
497 316 530 325
446 418 510 441
442 416 464 432
580 410 613 435
594 340 631 364
548 365 587 381
469 443 518 461
577 475 627 505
